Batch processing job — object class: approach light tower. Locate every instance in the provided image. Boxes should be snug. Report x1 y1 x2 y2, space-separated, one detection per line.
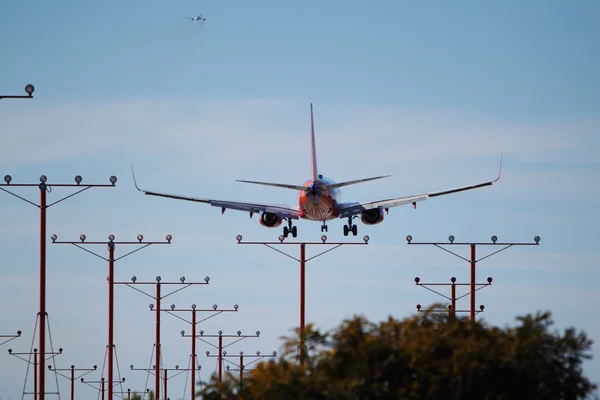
406 234 541 322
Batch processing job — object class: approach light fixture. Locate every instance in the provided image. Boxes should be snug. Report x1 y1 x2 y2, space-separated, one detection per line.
213 304 218 310
491 235 498 243
25 84 35 95
109 176 117 185
166 234 172 242
406 235 412 243
137 234 143 242
149 304 154 310
487 277 493 283
321 235 327 243
236 234 242 243
199 330 204 336
256 351 260 356
256 331 260 337
234 304 239 310
448 235 455 243
108 234 115 241
131 276 137 283
180 330 185 336
534 236 541 244
480 305 485 311
363 235 369 243
40 175 47 183
223 351 227 356
74 175 82 184
278 234 285 243
191 304 196 309
451 277 456 283
237 330 241 336
3 175 11 184
180 276 185 283
130 365 134 370
51 234 57 242
416 304 421 310
79 234 86 242
170 304 175 310
204 276 210 283
414 277 420 284
240 351 243 355
175 365 179 370
273 351 277 356
156 276 161 282
218 330 223 336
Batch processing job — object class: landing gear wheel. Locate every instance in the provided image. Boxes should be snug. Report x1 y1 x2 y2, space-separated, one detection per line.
343 225 349 236
352 225 358 236
283 226 289 238
321 222 328 232
292 226 297 238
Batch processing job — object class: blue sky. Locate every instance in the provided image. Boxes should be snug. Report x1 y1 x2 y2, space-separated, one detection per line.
1 1 599 398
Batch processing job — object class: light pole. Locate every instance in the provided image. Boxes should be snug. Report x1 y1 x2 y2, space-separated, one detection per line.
81 377 125 400
406 234 541 322
414 276 492 320
236 233 369 367
158 303 239 400
115 276 212 400
9 347 63 398
131 364 196 400
0 84 35 99
183 330 260 398
51 234 171 400
48 364 97 400
223 350 277 391
1 173 116 400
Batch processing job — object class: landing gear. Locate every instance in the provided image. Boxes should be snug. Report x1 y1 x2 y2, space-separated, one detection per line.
343 217 358 236
283 219 297 238
321 221 328 232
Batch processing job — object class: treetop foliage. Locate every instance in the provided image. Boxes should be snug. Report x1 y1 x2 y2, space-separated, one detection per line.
197 305 598 399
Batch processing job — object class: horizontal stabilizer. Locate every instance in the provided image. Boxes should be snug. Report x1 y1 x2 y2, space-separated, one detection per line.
235 179 307 191
324 175 391 190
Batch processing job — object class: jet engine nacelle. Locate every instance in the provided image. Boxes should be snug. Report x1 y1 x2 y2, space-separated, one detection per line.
361 208 384 225
259 212 283 228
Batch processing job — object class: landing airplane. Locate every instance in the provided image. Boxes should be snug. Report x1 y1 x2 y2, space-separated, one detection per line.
132 104 502 238
184 13 206 21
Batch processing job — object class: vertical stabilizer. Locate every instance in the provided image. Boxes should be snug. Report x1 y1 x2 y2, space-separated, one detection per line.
310 103 319 181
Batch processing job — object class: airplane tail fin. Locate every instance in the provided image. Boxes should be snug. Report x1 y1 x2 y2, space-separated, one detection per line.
310 103 319 182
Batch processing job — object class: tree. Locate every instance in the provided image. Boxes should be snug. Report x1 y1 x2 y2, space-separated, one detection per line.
196 305 598 399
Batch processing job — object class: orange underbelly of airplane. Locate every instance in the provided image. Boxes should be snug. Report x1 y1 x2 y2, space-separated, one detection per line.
298 180 340 221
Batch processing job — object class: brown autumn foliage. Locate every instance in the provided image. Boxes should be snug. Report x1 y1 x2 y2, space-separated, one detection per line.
197 304 597 399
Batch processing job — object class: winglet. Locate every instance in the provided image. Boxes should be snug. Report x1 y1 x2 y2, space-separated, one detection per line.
493 154 503 183
130 164 144 192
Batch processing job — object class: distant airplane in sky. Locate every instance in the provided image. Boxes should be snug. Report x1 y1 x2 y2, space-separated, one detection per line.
132 104 502 238
183 13 206 21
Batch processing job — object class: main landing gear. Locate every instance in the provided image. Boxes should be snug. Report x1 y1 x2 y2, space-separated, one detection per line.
343 216 358 236
283 219 297 238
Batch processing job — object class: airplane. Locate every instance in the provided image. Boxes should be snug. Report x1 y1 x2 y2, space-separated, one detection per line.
132 104 502 238
184 13 206 21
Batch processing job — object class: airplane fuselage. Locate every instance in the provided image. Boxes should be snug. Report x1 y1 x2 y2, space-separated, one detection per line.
298 176 341 221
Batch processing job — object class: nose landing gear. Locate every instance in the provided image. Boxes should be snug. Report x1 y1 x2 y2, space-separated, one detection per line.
321 221 328 232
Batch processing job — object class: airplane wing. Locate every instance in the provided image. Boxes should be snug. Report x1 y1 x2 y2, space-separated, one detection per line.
338 157 502 219
131 167 300 219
